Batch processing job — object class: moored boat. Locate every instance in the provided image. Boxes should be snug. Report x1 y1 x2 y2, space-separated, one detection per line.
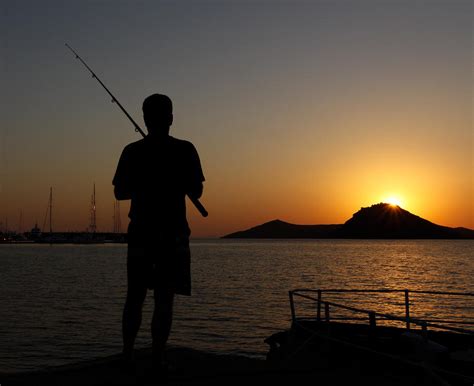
265 288 474 385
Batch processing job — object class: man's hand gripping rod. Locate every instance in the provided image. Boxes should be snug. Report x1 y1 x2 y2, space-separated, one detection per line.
65 43 208 217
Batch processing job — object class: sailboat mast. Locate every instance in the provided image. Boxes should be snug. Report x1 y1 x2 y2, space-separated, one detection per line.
90 183 97 234
116 200 121 233
49 187 53 234
18 210 23 234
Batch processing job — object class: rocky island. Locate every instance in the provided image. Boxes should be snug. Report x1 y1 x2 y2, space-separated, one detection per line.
222 203 474 239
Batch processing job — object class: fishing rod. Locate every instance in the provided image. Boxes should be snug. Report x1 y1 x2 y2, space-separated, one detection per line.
65 43 208 218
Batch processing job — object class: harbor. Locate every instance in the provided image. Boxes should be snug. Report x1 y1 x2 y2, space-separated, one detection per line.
0 185 126 244
0 231 126 244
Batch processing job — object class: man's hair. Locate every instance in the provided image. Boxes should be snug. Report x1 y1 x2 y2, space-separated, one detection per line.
142 94 173 115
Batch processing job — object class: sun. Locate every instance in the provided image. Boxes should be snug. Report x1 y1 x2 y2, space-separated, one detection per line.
384 196 403 207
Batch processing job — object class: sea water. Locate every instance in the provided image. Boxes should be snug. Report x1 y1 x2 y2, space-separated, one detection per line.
0 239 472 372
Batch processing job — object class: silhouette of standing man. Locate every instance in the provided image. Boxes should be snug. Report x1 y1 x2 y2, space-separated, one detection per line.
113 94 204 368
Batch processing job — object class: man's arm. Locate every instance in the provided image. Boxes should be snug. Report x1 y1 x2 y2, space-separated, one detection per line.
113 146 133 200
187 181 203 200
186 142 205 200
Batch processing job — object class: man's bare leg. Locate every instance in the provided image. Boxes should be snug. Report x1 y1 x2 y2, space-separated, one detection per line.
151 288 175 364
122 286 147 362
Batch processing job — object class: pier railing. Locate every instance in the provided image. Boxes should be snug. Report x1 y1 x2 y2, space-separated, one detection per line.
289 289 474 336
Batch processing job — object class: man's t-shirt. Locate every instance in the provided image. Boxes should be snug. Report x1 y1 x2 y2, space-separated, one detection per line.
113 135 204 238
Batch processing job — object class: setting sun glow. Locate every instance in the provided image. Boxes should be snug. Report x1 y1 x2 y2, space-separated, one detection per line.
384 197 403 207
1 2 472 236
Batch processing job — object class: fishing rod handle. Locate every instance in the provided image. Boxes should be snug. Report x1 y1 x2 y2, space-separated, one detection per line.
190 196 208 217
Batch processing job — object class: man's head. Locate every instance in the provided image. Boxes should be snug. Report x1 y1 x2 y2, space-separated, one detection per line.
142 94 173 136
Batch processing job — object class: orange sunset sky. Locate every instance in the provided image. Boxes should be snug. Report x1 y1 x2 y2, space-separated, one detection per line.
1 1 473 237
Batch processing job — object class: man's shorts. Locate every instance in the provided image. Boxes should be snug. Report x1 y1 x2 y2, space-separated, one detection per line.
127 234 191 296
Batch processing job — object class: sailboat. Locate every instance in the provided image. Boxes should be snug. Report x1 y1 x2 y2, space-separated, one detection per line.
73 183 104 244
37 187 66 243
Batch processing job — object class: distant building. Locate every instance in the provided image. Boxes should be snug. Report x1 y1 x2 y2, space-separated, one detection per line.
29 223 42 240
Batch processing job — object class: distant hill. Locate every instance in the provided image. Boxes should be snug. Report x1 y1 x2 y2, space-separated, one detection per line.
222 203 474 239
222 220 341 239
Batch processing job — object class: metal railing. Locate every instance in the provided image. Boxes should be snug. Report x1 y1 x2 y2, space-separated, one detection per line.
289 288 474 336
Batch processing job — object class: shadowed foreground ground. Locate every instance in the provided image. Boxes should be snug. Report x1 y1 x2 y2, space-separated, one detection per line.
1 345 454 385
